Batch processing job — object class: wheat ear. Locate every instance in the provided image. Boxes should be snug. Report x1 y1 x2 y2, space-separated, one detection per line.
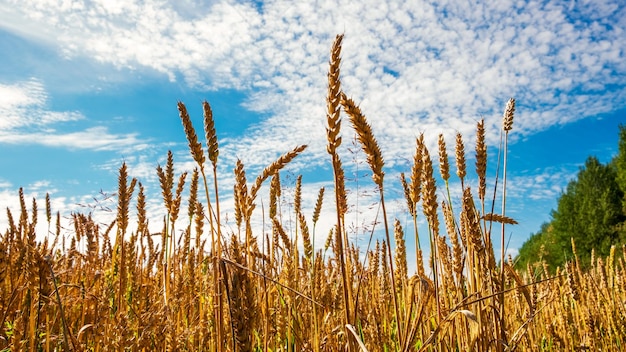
340 92 384 186
340 91 404 347
202 100 219 167
455 132 467 188
438 133 450 182
178 101 205 167
249 145 308 202
324 34 354 341
499 98 516 346
475 119 487 206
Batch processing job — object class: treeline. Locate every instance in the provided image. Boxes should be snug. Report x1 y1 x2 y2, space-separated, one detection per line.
516 125 626 272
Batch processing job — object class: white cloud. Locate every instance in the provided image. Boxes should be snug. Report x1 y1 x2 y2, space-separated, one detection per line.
0 79 150 151
0 126 147 151
0 79 82 129
506 166 578 202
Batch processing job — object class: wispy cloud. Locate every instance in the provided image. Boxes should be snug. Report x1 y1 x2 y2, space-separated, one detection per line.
0 79 149 151
0 126 146 151
0 79 82 129
507 166 578 202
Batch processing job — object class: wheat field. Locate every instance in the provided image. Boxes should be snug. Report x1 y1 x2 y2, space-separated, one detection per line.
1 34 625 352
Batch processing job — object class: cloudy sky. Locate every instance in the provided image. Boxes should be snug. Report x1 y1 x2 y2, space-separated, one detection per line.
0 0 625 267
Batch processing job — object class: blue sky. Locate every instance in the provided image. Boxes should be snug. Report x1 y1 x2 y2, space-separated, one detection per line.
0 0 625 267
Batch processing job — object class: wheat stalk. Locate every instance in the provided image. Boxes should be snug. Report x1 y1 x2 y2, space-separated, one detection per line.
249 144 308 202
421 146 439 234
455 132 467 187
475 119 487 205
294 175 303 217
188 168 199 220
393 219 408 292
324 35 354 338
312 187 324 227
482 213 518 225
442 200 464 278
340 89 404 347
326 34 344 156
400 173 415 217
299 211 313 264
421 143 442 320
178 101 205 167
438 133 450 182
340 92 384 187
156 151 175 213
234 159 249 232
269 172 281 220
202 100 219 167
499 98 516 349
503 98 515 132
177 100 224 348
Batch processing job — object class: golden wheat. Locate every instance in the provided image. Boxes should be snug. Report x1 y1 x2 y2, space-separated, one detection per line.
503 97 515 132
249 144 307 203
340 92 385 187
179 101 206 167
438 133 450 182
202 100 219 167
475 119 487 204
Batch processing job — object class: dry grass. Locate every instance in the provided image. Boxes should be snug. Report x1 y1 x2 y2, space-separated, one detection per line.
1 36 625 352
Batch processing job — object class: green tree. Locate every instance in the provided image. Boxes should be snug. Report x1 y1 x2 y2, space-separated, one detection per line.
613 125 626 237
596 125 626 246
551 157 624 268
614 125 626 197
515 222 561 273
517 155 625 271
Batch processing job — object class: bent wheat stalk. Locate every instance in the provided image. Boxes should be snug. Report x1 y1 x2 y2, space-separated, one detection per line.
340 91 403 348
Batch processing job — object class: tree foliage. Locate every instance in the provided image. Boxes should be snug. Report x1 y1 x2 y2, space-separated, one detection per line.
517 125 626 271
551 157 624 267
614 125 626 212
515 222 561 272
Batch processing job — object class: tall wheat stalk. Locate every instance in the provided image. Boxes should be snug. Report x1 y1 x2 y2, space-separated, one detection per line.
403 134 424 273
325 34 354 344
499 97 515 349
340 91 403 348
311 186 324 352
178 100 225 350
